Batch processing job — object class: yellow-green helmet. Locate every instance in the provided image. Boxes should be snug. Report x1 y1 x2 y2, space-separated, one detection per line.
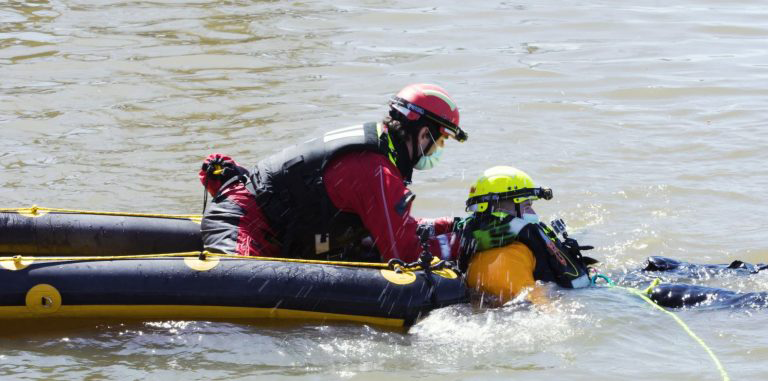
465 166 553 213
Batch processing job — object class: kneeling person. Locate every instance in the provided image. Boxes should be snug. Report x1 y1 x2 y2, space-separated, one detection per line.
461 166 596 305
198 84 468 263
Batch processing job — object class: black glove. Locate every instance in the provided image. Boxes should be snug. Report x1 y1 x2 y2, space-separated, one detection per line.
457 233 478 274
201 154 248 181
562 237 598 266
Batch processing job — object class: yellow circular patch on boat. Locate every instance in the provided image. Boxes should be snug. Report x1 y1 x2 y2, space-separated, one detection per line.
184 256 220 271
433 268 459 279
25 284 62 314
1 256 34 271
380 269 416 285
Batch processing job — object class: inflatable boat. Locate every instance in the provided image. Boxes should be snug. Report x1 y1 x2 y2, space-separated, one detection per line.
0 207 468 327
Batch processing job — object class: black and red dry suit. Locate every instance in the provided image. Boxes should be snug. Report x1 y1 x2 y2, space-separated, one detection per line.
199 122 459 262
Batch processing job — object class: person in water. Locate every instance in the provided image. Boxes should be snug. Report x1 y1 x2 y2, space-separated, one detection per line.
459 166 597 305
198 84 468 262
621 256 768 309
459 166 767 310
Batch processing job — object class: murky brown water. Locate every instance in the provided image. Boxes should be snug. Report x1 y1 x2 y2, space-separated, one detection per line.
2 1 767 380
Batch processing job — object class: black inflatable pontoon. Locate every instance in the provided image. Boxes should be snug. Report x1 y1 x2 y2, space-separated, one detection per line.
0 206 202 256
0 207 468 327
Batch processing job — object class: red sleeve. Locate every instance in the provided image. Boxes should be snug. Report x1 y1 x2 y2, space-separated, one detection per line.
324 151 456 262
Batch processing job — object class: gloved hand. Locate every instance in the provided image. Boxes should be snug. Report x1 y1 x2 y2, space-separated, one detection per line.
457 233 478 273
470 217 529 251
199 153 248 196
561 237 598 266
426 232 460 261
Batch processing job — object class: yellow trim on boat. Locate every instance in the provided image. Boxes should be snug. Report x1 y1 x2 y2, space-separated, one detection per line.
0 206 202 224
0 252 391 269
0 305 405 327
0 256 34 271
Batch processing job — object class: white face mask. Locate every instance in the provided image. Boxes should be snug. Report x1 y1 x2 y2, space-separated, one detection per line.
414 145 443 170
522 213 540 224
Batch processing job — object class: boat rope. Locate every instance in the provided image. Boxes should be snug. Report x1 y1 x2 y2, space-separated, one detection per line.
592 274 730 381
0 206 201 221
0 251 390 269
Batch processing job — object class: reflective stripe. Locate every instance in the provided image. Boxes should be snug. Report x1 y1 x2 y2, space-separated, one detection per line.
392 103 415 118
326 124 363 134
324 128 364 143
422 89 457 111
375 165 399 259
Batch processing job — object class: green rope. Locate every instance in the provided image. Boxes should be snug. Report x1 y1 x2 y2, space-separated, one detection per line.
592 274 730 381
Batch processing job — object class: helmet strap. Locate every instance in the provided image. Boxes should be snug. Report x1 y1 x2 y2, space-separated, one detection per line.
410 130 421 165
410 127 434 167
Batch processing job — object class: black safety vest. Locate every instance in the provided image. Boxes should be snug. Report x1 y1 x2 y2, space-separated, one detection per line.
515 223 591 288
246 122 406 260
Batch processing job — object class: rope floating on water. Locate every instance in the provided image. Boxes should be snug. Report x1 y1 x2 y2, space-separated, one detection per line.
593 274 730 381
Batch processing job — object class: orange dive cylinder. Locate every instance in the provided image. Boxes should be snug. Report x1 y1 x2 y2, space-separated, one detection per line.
466 241 537 304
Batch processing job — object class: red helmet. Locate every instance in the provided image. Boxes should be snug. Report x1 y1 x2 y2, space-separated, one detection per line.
389 84 468 142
